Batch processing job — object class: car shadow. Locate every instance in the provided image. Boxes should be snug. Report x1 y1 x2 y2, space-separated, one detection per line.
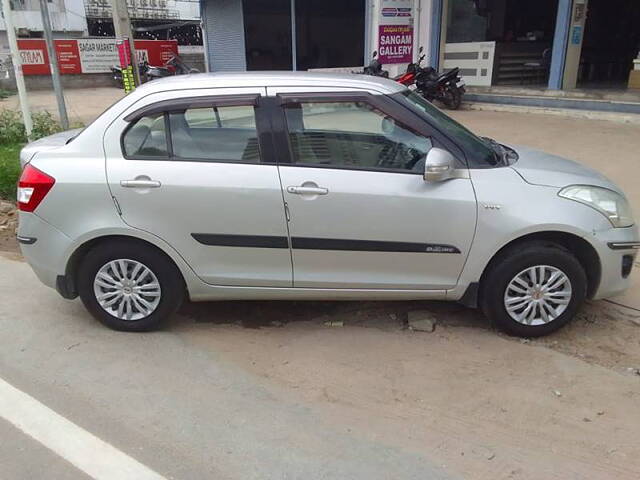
176 299 489 331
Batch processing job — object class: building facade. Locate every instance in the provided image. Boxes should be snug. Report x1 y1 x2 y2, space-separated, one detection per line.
0 0 88 60
200 0 640 92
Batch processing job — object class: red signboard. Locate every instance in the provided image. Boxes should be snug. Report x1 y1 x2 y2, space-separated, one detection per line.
135 40 178 66
16 39 49 75
15 38 179 75
55 40 82 75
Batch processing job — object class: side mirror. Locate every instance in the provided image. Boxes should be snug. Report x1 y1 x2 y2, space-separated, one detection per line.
424 148 458 182
419 46 424 53
372 51 378 58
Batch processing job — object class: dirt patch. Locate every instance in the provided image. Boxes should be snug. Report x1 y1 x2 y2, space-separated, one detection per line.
177 293 640 373
0 200 19 254
176 301 640 480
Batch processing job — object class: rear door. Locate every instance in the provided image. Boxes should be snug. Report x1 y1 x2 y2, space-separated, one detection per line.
103 88 292 287
267 87 477 290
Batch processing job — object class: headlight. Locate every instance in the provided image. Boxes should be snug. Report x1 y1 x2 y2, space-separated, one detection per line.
559 185 634 228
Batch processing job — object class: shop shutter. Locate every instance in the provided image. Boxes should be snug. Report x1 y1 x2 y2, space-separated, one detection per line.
202 0 247 71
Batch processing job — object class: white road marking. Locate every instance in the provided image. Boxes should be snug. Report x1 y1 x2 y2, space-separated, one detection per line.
0 377 166 480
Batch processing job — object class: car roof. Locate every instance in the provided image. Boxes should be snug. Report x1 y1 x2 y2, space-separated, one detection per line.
135 71 406 95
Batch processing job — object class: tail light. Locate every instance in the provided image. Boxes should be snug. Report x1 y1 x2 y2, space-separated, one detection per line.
17 165 55 212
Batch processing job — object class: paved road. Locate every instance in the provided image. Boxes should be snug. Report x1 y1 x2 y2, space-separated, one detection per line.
0 255 454 480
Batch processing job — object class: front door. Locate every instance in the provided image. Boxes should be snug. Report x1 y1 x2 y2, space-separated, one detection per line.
268 88 477 289
104 88 292 287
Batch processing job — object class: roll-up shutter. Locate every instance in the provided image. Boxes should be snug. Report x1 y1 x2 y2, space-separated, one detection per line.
201 0 247 71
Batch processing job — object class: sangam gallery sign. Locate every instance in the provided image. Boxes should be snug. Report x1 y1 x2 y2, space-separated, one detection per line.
378 0 414 64
16 38 178 75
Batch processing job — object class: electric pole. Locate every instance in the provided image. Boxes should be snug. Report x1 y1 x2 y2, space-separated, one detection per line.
39 0 69 129
1 0 32 138
110 0 141 85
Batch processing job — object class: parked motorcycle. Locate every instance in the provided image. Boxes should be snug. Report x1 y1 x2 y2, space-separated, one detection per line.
363 51 389 78
393 47 425 87
110 62 148 87
394 46 466 110
417 66 466 110
110 54 199 88
164 54 199 75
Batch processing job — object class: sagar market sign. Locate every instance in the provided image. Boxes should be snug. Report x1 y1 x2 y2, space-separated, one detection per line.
377 0 414 64
16 38 178 75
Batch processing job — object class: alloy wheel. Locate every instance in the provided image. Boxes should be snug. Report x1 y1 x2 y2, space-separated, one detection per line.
93 259 162 321
503 265 572 326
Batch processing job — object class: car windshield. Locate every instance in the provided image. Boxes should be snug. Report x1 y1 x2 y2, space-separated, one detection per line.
392 90 500 166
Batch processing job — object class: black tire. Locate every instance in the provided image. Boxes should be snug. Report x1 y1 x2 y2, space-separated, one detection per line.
77 240 184 332
480 242 587 337
443 86 462 110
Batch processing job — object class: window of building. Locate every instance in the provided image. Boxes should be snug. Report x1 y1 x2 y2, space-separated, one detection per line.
284 101 432 172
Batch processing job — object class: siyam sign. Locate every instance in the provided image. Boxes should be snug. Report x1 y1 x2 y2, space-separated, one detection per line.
16 38 178 75
378 25 413 64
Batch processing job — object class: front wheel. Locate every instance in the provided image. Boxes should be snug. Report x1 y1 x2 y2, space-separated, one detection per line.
480 242 587 337
78 240 184 331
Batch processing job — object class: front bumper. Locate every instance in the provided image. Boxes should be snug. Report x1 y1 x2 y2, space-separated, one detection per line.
589 225 640 299
17 212 72 290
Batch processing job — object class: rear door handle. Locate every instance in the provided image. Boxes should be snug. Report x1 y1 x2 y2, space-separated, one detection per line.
287 186 328 195
120 179 162 188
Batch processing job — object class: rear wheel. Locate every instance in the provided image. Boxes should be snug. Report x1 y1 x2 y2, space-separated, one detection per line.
480 242 587 337
443 85 462 110
78 240 184 331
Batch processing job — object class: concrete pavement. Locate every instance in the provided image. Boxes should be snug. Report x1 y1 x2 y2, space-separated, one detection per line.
0 254 454 480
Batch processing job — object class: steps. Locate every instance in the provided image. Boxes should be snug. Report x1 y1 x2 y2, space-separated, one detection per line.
464 87 640 115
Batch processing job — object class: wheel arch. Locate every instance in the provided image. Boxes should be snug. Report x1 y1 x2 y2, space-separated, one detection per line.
477 231 601 302
62 234 190 299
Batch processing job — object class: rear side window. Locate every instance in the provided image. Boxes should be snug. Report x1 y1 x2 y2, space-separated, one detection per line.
122 113 168 158
123 102 260 163
169 105 259 161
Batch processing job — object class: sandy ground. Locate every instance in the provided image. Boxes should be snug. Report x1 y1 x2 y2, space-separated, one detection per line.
1 89 640 479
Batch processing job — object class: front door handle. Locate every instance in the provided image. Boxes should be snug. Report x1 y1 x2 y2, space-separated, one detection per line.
287 185 329 195
120 179 162 188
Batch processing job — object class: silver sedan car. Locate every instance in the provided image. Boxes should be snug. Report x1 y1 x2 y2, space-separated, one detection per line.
17 72 639 336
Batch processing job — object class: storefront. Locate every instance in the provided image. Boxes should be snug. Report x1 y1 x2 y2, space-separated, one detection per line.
200 0 434 76
199 0 640 92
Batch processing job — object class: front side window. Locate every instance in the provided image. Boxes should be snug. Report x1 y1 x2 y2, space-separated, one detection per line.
170 105 260 161
122 113 168 158
393 90 498 167
284 100 432 172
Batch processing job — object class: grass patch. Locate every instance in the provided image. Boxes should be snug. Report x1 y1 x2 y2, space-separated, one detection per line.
0 88 13 100
0 143 22 200
0 109 84 200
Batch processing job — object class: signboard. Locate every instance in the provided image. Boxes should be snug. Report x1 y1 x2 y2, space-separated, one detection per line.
15 38 178 75
16 40 50 75
378 0 414 64
77 38 120 73
378 25 413 64
55 40 82 74
571 25 582 45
